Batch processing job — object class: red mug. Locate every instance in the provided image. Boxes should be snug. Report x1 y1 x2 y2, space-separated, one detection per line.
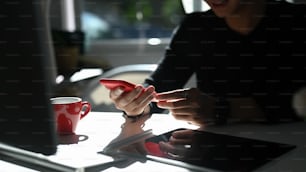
50 97 91 135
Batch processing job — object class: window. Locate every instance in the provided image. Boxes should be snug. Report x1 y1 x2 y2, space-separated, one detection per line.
77 0 209 68
82 0 184 41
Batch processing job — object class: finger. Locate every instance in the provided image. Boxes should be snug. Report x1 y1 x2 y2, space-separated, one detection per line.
160 99 200 118
145 86 158 102
156 89 188 101
109 87 124 99
157 99 192 109
169 135 192 145
170 107 202 122
172 110 208 125
171 129 194 139
168 130 194 145
123 87 155 114
159 141 187 159
117 86 144 107
158 141 176 153
171 113 194 122
138 86 155 103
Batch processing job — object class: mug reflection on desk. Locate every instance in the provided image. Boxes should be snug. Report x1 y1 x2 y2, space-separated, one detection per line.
58 134 89 144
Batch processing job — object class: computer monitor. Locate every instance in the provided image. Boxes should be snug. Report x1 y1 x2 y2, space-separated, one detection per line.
0 0 58 155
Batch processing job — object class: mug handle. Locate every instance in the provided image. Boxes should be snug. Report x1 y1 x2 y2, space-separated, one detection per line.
80 101 91 119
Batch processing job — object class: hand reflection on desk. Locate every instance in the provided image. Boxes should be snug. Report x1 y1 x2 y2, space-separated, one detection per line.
57 134 89 145
153 129 195 160
102 113 153 168
103 119 197 168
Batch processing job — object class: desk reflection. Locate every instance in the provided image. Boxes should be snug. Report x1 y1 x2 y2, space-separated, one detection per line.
103 119 296 172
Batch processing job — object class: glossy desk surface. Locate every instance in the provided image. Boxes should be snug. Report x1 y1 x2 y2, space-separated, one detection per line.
1 111 305 172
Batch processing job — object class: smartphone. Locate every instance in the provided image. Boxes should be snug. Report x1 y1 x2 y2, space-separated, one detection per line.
99 78 158 102
99 78 136 92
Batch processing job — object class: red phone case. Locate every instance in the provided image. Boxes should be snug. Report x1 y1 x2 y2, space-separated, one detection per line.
99 78 136 92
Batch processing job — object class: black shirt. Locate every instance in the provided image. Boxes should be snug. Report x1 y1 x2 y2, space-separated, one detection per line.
145 0 306 122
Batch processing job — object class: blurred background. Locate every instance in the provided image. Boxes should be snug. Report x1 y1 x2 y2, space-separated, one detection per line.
49 0 210 74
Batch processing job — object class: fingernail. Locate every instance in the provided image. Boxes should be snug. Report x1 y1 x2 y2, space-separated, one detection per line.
159 141 165 145
113 88 124 96
136 87 142 91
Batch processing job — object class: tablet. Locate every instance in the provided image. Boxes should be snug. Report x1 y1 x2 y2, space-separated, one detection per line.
128 128 296 171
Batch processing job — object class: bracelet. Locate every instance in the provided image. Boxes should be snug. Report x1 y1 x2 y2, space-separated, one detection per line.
122 103 153 123
122 111 146 123
121 122 145 129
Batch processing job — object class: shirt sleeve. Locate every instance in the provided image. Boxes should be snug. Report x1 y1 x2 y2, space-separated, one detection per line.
143 15 197 113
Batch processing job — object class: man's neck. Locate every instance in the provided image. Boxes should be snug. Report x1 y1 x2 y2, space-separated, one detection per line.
225 0 266 35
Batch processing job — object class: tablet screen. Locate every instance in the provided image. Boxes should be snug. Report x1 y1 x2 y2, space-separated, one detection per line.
143 128 295 172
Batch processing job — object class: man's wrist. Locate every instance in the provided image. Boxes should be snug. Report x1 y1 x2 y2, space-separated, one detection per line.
122 103 153 123
122 111 145 122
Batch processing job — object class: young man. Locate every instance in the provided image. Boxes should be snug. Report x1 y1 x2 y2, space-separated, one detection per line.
108 0 306 125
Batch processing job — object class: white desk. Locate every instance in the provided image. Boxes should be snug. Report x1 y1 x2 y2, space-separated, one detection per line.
203 121 306 171
1 111 305 172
